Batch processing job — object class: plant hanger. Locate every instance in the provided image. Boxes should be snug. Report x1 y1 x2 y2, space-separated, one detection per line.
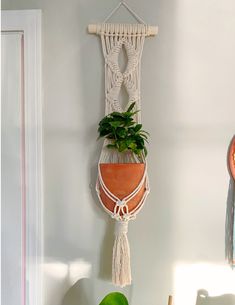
103 1 146 24
88 1 158 36
87 1 158 288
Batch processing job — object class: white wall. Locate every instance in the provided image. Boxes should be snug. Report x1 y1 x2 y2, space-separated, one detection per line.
2 1 235 305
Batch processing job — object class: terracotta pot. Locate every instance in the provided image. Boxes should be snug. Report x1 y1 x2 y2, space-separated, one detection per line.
228 137 235 180
99 163 147 213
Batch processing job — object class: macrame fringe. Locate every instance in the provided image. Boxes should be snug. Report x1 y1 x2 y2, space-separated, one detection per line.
112 221 131 287
226 178 235 268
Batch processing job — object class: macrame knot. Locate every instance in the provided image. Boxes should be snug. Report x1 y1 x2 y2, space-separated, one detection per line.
114 72 123 85
115 220 129 235
113 200 129 219
111 100 122 112
117 199 126 206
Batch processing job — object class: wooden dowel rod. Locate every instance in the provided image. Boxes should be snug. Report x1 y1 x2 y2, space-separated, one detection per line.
168 295 173 305
87 24 158 36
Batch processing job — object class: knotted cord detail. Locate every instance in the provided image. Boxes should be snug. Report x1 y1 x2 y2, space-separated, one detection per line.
96 162 150 221
96 23 150 287
100 24 145 118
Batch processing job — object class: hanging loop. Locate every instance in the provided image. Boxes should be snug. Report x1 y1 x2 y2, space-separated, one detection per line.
103 1 147 24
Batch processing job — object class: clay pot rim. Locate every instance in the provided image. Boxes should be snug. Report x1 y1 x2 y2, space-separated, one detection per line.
99 163 145 165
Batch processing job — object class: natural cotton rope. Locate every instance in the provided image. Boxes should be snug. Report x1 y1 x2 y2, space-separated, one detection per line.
100 23 145 119
96 23 151 287
226 178 235 268
96 163 149 221
103 2 147 25
112 221 131 287
226 137 235 269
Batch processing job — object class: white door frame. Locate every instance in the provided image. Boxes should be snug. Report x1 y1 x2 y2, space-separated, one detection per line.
2 10 43 305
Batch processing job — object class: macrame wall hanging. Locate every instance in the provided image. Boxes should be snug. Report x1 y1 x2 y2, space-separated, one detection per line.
226 136 235 268
88 1 158 287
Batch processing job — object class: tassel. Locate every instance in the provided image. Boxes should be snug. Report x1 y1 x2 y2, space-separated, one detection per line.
112 220 131 287
226 178 235 268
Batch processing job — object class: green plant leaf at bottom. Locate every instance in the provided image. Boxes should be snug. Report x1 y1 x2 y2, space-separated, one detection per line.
99 292 129 305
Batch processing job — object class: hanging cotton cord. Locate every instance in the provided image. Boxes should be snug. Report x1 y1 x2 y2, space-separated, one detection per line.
226 178 235 268
103 1 147 25
96 174 150 221
226 137 235 268
96 163 149 221
95 22 151 287
112 221 131 287
100 24 146 118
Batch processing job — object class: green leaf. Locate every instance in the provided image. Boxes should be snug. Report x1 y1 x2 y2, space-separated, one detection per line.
116 127 127 138
128 142 137 150
130 110 140 116
98 122 110 130
123 110 139 118
110 121 122 128
110 112 124 118
125 138 135 146
128 128 136 136
133 148 141 156
99 129 111 137
99 292 129 305
140 133 149 143
140 130 150 136
123 111 133 118
115 140 127 152
126 102 136 113
126 120 135 127
143 146 148 157
106 144 117 149
134 124 142 132
99 116 112 125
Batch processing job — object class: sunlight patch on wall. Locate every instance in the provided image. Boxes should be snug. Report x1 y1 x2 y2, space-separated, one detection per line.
173 262 235 305
44 259 91 284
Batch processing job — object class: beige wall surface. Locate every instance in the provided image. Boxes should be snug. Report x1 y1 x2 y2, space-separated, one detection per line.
2 0 235 305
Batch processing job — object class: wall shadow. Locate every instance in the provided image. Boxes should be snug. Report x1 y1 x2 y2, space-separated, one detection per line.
195 289 235 305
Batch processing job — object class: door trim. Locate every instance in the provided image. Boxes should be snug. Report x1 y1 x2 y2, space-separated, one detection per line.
2 10 43 305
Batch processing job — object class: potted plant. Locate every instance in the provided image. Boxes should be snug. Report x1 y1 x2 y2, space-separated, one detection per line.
97 102 149 214
98 102 149 161
99 292 129 305
96 102 150 287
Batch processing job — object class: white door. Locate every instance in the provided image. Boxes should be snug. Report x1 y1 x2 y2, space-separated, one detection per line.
2 31 25 305
1 10 42 305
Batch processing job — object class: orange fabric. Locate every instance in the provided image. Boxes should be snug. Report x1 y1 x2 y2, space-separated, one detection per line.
229 137 235 180
99 163 146 213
